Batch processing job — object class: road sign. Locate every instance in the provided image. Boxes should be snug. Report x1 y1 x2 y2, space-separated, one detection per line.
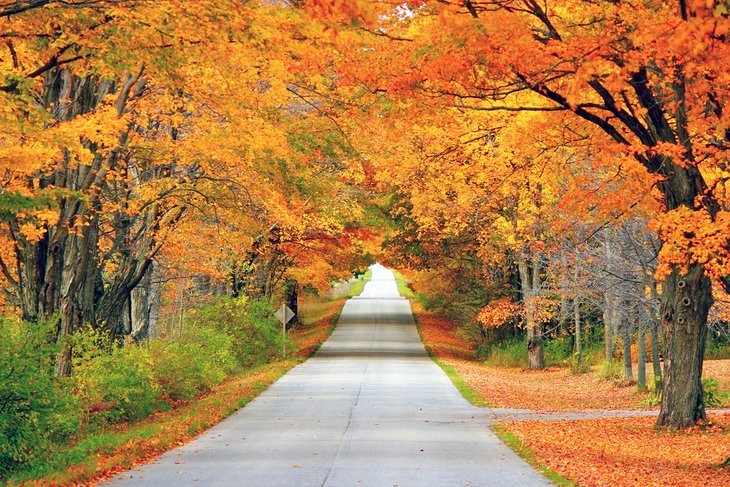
275 304 295 326
275 304 295 357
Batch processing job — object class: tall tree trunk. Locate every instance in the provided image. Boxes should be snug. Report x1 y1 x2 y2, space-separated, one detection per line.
573 258 582 364
656 263 712 428
519 254 543 370
130 262 158 341
574 297 582 365
622 317 633 382
651 323 663 391
637 319 646 390
604 301 614 361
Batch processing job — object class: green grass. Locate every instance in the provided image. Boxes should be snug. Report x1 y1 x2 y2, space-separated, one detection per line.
482 336 529 368
433 357 492 407
705 339 730 360
9 362 295 485
491 424 578 487
410 307 491 407
392 269 414 298
346 269 372 297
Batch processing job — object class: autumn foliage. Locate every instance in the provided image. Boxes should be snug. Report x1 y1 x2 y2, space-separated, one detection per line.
2 0 730 481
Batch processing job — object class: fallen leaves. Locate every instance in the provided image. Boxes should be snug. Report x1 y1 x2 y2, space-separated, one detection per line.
504 415 730 487
418 305 653 410
417 305 477 361
417 306 730 486
450 360 653 410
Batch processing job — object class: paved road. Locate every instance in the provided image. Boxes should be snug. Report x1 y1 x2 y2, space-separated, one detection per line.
109 264 551 486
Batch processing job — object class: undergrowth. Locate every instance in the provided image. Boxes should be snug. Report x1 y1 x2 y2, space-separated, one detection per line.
2 293 341 484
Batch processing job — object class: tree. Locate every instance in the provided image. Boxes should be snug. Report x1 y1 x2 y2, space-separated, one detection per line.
0 0 374 375
310 0 730 429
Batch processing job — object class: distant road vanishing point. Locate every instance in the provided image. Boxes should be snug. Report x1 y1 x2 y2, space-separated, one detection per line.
108 264 552 486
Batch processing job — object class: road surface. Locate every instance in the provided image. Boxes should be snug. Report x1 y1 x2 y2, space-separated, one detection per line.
109 264 551 486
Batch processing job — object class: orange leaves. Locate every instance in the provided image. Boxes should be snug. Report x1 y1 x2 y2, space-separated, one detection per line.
451 361 653 410
505 415 730 487
477 299 520 330
306 0 377 28
417 304 477 361
651 207 730 281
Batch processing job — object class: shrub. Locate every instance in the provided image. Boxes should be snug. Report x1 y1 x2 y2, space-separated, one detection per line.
702 377 729 408
483 337 528 368
544 335 574 366
0 318 79 475
151 326 236 403
73 337 159 425
570 355 592 375
640 391 662 407
705 338 730 360
596 360 624 384
186 297 290 368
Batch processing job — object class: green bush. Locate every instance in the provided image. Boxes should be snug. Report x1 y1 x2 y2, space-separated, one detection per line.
570 355 592 375
0 318 79 475
483 337 528 368
702 377 729 408
186 297 289 368
596 360 624 384
74 338 159 425
151 327 236 403
640 390 662 407
705 338 730 360
416 292 447 312
544 336 574 366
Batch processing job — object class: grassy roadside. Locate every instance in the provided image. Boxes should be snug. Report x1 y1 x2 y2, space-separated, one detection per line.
491 424 578 487
392 269 414 298
11 275 370 486
11 362 296 486
346 268 372 297
431 356 492 407
405 292 576 487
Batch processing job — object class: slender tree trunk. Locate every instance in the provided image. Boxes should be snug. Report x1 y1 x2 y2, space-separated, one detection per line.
656 263 713 429
130 263 157 341
574 297 582 365
637 319 646 390
623 319 633 382
604 302 614 361
651 323 662 391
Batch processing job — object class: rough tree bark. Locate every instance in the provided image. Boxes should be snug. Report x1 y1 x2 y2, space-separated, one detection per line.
656 264 713 428
518 253 544 370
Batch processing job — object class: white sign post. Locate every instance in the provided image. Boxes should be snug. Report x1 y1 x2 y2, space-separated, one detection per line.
274 304 295 356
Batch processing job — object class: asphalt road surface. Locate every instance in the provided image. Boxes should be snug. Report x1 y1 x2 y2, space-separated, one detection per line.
109 264 552 486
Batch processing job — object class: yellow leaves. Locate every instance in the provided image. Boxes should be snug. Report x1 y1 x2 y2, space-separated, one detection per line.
16 205 60 243
19 222 45 243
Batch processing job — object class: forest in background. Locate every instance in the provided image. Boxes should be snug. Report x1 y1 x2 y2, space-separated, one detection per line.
1 0 729 481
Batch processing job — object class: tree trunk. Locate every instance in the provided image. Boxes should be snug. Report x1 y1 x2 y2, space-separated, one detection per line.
637 319 646 390
574 297 582 365
130 262 158 341
284 280 299 329
622 318 633 382
604 302 614 361
651 323 663 391
518 254 543 370
656 263 713 429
